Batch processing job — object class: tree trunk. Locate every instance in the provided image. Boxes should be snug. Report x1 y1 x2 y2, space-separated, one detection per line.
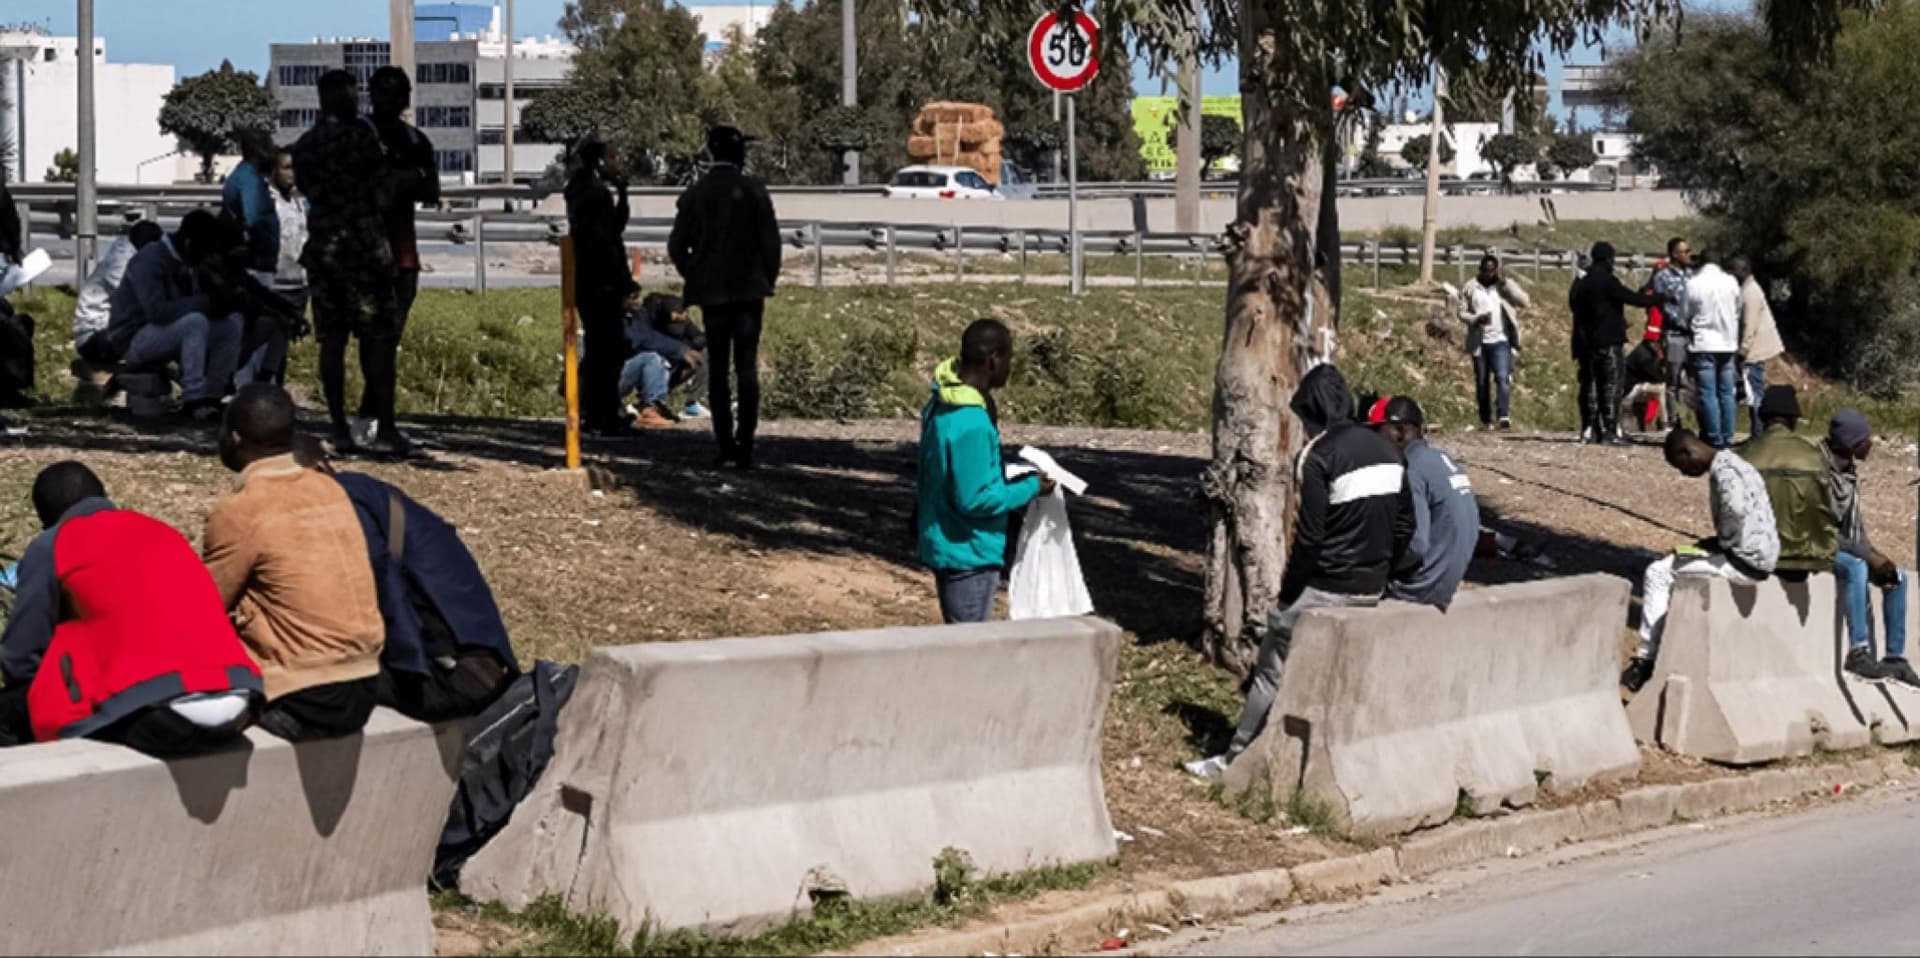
1200 12 1333 677
1418 66 1446 285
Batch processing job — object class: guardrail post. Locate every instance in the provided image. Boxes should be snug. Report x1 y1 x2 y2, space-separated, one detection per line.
1453 245 1464 286
812 223 824 289
954 225 965 282
1533 247 1542 283
473 213 487 295
1072 233 1085 296
1017 231 1028 285
885 225 896 286
1371 241 1382 289
1134 231 1145 289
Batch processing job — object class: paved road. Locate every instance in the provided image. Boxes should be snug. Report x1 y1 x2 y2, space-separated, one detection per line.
1141 788 1920 956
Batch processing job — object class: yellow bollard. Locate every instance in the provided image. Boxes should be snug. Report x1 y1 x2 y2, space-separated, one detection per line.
561 235 581 470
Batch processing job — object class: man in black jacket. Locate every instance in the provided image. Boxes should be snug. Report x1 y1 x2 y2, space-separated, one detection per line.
567 136 637 437
1187 364 1413 781
669 126 782 469
1570 241 1665 445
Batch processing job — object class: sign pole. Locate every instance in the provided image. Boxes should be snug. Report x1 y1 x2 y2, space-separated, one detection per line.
561 235 581 470
1068 93 1081 296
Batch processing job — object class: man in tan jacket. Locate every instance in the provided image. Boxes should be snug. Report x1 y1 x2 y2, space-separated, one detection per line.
1732 256 1785 439
204 384 386 741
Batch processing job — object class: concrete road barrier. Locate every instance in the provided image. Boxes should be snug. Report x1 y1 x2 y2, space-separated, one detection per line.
1626 574 1874 764
1224 575 1642 837
0 709 463 956
463 617 1121 933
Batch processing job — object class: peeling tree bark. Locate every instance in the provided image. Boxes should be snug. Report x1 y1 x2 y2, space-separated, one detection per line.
1200 8 1337 677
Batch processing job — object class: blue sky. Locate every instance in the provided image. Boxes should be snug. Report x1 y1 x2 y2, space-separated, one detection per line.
25 0 1736 112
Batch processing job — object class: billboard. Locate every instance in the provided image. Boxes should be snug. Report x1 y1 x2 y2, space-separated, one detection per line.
1131 95 1242 174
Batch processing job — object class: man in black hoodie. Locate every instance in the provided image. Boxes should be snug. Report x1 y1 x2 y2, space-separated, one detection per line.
1187 364 1414 781
670 126 782 469
1570 241 1666 445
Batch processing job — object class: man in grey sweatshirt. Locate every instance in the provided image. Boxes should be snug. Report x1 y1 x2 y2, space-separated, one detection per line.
1368 396 1480 609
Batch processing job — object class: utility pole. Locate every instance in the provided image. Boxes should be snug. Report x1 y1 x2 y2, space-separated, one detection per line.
1417 65 1445 286
840 0 859 185
390 0 416 121
1173 0 1200 234
75 0 97 277
503 0 515 189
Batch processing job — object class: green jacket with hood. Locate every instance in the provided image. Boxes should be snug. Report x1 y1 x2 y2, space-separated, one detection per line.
916 358 1041 571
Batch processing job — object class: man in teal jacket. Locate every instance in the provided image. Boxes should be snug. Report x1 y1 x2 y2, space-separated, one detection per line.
916 319 1052 623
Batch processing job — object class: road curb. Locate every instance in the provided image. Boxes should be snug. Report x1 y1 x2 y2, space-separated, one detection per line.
849 752 1913 956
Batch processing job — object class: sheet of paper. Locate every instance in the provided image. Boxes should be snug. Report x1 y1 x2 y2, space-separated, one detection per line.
0 249 51 299
1017 446 1088 496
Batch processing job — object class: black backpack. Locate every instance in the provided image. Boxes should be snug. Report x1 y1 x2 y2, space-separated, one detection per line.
431 659 579 890
0 305 34 408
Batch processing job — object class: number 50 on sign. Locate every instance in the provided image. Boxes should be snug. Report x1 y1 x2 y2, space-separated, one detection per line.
1028 10 1100 92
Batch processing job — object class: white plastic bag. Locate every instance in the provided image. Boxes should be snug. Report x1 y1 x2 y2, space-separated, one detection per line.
1008 487 1094 620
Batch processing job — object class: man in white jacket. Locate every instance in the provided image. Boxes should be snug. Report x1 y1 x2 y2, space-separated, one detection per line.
1460 254 1530 431
1686 254 1743 449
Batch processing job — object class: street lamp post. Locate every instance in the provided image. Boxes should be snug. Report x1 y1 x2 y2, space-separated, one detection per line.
503 0 515 192
840 0 858 185
75 0 96 276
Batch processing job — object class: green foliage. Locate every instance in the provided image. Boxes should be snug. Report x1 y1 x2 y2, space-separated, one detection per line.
1199 113 1241 175
542 0 709 180
1479 131 1539 183
44 148 78 184
1543 133 1598 179
1617 5 1917 391
157 61 272 183
1400 132 1454 171
1355 113 1395 178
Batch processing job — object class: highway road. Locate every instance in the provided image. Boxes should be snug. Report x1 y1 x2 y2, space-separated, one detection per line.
1136 787 1920 956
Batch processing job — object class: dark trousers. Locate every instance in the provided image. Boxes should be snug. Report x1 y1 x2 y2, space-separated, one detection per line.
706 300 765 461
374 652 513 723
1578 346 1625 435
256 677 379 743
0 684 248 758
580 295 628 431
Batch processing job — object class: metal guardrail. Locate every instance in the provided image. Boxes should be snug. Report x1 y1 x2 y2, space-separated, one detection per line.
19 201 1652 293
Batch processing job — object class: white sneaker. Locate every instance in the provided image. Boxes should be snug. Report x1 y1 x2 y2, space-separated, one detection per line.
1183 754 1230 782
350 416 379 448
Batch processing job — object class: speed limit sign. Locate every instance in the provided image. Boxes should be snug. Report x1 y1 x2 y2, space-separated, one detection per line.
1028 9 1100 92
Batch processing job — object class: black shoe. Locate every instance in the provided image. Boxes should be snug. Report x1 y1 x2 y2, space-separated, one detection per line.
1883 657 1920 690
1848 646 1892 682
1498 418 1513 432
364 428 414 459
1580 426 1598 445
1620 657 1656 693
712 448 738 469
1606 428 1629 446
328 423 359 456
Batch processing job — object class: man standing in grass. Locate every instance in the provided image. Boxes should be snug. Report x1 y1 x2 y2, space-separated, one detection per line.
916 319 1051 624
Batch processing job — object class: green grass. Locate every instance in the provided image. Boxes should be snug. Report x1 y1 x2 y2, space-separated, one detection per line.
461 853 1114 957
11 249 1912 440
1354 217 1708 262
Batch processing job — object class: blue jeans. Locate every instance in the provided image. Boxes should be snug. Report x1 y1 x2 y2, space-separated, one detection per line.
1474 341 1513 426
1691 351 1738 448
1835 553 1908 658
618 352 672 405
935 568 1000 624
1743 360 1766 437
123 311 244 403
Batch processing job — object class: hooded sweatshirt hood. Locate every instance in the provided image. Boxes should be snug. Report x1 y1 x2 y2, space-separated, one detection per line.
1290 364 1355 437
930 357 986 410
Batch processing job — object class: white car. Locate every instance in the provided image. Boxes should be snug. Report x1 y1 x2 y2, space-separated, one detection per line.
885 165 1004 200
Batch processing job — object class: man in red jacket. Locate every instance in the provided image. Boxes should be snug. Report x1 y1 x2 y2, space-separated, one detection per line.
0 462 262 755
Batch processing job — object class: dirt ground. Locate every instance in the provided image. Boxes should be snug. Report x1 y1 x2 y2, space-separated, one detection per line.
5 404 1917 951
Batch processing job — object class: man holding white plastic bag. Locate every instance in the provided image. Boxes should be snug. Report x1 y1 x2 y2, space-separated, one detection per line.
915 319 1053 623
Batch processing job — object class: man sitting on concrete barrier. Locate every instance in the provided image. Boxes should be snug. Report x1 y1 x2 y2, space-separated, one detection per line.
1823 409 1919 687
1621 429 1781 692
203 385 387 741
0 462 262 754
1738 385 1838 578
916 319 1052 624
103 210 246 422
1188 364 1412 781
1367 396 1479 609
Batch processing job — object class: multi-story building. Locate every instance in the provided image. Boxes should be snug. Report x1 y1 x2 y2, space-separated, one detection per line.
0 33 176 184
270 2 775 185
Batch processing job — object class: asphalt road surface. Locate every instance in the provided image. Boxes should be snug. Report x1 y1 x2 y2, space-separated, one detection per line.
1139 787 1920 956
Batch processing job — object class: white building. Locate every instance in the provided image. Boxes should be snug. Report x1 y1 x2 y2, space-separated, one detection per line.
1378 121 1502 178
0 33 177 185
